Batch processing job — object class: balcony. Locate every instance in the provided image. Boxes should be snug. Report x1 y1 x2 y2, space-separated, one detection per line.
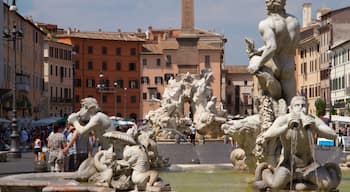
16 73 30 92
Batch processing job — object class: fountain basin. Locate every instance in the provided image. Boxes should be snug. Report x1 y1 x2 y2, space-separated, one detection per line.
0 172 110 192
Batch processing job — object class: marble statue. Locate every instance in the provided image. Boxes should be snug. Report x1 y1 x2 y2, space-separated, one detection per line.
67 98 114 148
146 70 226 138
67 98 170 191
230 148 248 171
246 0 299 105
221 0 342 191
254 96 341 191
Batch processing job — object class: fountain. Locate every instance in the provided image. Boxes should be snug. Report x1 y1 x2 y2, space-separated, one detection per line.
0 98 171 192
222 0 342 191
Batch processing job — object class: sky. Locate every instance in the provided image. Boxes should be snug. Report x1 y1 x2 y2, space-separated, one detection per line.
13 0 350 65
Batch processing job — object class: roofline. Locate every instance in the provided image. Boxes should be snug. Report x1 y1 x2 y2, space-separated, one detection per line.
321 6 350 18
4 2 46 35
56 35 145 42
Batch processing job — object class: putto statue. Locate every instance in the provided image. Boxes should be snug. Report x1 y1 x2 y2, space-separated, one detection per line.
146 70 226 138
222 0 341 191
67 98 170 191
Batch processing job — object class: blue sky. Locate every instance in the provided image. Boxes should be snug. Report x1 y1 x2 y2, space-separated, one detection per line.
13 0 350 65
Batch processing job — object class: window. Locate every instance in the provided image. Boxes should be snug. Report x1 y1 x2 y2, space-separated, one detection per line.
86 79 95 88
141 76 149 84
55 66 58 76
164 73 174 84
50 65 53 75
142 93 147 100
74 79 81 87
102 95 107 103
116 95 121 103
155 76 163 84
205 55 210 67
102 61 107 71
115 62 121 71
75 95 80 103
130 48 136 56
129 63 136 71
157 58 161 66
116 80 124 88
142 59 147 66
166 55 172 66
129 80 138 88
131 96 137 103
88 61 93 70
102 46 107 55
49 47 54 57
116 47 121 56
88 46 93 54
156 92 161 99
244 80 248 86
59 48 63 59
75 60 80 69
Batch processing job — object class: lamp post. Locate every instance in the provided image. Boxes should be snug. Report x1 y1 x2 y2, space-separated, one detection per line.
5 0 23 158
124 88 127 117
113 82 118 116
327 48 334 126
97 72 104 109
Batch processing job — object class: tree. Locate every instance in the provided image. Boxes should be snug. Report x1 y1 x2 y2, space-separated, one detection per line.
315 98 326 117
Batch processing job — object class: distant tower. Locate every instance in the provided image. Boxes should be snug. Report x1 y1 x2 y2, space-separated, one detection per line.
181 0 195 34
302 3 312 28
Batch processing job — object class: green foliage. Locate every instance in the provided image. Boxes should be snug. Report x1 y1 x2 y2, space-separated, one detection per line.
315 98 326 117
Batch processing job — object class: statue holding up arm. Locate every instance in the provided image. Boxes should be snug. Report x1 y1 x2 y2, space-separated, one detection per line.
255 96 341 191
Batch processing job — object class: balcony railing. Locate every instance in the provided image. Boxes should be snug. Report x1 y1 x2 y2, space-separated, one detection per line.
16 73 30 92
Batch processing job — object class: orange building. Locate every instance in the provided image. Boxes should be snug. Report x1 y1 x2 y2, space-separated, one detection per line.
140 0 226 117
56 31 144 120
223 65 254 116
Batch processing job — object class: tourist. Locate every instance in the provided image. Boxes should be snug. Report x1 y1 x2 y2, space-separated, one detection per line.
63 123 89 171
189 123 196 145
63 123 77 171
47 123 67 172
33 135 42 161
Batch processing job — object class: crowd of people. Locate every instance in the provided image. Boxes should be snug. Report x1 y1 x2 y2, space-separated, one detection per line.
33 120 97 172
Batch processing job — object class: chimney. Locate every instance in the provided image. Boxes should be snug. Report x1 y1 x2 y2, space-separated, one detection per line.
317 7 332 20
67 27 71 35
181 0 195 34
302 3 312 28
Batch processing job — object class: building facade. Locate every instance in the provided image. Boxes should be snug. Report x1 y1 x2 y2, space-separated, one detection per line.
224 65 254 116
329 40 350 115
1 3 46 119
43 39 74 117
296 25 321 115
318 7 350 115
140 0 226 117
57 31 144 120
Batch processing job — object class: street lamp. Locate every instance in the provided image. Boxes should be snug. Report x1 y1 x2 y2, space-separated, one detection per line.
97 72 104 108
4 0 23 158
113 82 119 116
124 88 127 117
327 48 334 125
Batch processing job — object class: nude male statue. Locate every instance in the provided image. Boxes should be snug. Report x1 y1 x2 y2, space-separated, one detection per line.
67 98 114 149
255 96 341 191
247 0 300 104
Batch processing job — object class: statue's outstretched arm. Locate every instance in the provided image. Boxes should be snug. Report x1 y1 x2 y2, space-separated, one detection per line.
263 116 288 140
313 117 337 140
72 114 101 135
